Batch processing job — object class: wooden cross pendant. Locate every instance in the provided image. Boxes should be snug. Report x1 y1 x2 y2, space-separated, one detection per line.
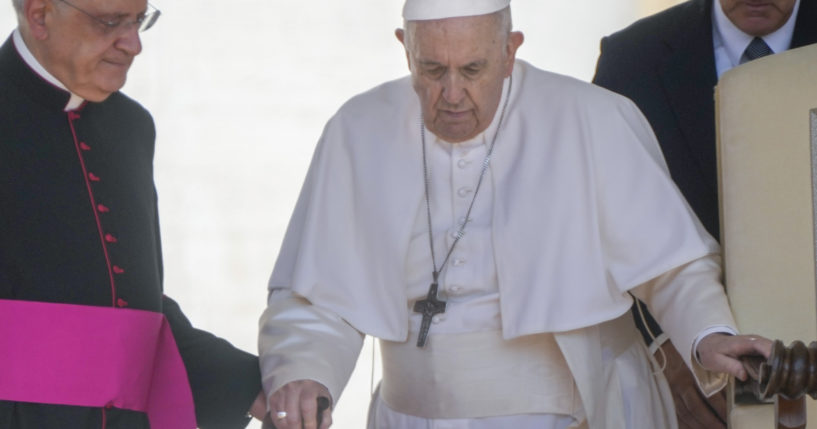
413 281 446 347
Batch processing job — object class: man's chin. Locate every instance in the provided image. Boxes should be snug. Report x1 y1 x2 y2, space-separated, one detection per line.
95 73 129 98
73 82 124 102
735 18 783 36
733 7 790 35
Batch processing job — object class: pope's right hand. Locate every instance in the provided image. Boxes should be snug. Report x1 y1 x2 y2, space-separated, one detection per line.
267 380 333 429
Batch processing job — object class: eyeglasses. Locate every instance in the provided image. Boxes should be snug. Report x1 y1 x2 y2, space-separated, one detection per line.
58 0 161 34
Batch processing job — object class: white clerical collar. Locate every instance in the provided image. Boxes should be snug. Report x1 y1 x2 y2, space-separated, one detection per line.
712 0 800 71
432 122 487 151
13 28 85 111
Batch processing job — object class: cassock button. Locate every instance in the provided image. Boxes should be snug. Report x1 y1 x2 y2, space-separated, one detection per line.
457 187 472 198
452 258 466 267
105 234 118 243
449 285 463 294
117 298 129 308
88 172 101 182
80 142 91 151
457 159 469 169
97 204 110 213
113 265 125 274
431 315 444 324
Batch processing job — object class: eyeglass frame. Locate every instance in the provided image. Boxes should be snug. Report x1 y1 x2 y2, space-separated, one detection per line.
57 0 161 34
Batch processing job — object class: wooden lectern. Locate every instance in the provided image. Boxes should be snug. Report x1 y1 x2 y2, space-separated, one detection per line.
716 44 817 428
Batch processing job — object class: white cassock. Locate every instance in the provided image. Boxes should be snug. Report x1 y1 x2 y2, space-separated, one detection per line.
259 60 737 428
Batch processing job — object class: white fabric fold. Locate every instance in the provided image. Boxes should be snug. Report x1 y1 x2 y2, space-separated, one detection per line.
258 290 364 405
631 254 735 396
268 60 721 342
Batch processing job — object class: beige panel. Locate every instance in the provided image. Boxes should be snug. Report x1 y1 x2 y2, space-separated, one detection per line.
637 0 684 16
716 44 817 428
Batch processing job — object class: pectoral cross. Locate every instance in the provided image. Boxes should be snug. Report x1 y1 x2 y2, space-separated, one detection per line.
413 280 446 347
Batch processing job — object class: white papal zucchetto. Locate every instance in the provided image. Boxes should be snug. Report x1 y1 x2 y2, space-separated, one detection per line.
402 0 511 21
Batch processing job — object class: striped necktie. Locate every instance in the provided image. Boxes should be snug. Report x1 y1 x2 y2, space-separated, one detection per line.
741 37 773 63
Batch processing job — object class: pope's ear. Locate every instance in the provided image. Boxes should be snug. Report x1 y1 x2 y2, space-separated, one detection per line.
395 28 411 71
509 31 524 52
504 31 524 76
24 0 51 40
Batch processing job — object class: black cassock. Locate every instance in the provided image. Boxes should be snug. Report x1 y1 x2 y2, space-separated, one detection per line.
0 34 260 429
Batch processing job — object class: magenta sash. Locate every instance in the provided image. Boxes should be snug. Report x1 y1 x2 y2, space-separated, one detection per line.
0 299 197 429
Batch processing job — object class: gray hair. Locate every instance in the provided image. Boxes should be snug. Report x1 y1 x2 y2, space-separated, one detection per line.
403 6 513 48
12 0 23 14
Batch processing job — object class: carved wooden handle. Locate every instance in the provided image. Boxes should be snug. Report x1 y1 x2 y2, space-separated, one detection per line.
742 339 817 401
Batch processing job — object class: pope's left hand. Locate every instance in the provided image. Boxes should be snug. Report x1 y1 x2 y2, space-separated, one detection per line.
696 333 773 381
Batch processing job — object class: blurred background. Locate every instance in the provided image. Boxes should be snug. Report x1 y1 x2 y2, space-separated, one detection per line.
1 0 682 427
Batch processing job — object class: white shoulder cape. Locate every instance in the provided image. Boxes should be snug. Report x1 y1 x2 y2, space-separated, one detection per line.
269 60 718 341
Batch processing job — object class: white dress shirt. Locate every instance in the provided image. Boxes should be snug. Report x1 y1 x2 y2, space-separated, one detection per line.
712 0 801 77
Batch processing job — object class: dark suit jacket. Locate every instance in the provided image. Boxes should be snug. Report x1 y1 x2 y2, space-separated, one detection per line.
0 35 260 429
593 0 817 342
594 0 817 241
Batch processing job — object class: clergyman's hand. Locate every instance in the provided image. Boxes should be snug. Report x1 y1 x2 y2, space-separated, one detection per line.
267 380 333 429
659 340 726 429
249 390 268 420
697 333 773 382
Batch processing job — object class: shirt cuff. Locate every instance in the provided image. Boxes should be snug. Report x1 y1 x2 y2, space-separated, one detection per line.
693 325 739 365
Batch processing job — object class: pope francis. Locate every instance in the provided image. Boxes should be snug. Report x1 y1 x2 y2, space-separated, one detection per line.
258 1 770 428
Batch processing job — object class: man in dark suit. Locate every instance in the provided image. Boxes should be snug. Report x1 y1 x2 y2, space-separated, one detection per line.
593 0 817 428
0 0 268 427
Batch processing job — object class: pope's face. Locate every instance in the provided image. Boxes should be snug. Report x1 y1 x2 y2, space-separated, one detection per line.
719 0 797 36
397 13 523 143
35 0 146 101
